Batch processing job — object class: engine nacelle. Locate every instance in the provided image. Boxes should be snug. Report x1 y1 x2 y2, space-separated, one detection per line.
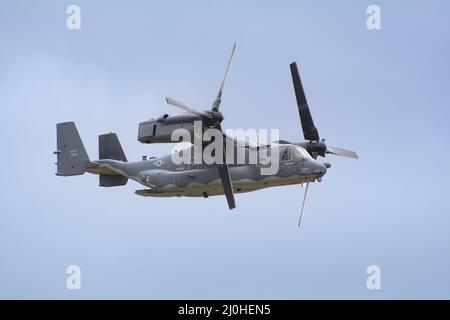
296 140 327 158
138 113 202 144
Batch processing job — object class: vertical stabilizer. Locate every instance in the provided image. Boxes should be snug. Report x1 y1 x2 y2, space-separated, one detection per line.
55 122 89 176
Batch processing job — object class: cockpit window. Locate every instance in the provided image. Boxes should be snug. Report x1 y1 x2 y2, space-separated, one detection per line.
279 146 293 161
294 146 312 160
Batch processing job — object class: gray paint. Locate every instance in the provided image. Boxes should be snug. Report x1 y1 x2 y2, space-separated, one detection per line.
54 122 89 176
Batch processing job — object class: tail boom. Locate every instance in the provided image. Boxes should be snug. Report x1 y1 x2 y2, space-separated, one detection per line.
54 122 129 187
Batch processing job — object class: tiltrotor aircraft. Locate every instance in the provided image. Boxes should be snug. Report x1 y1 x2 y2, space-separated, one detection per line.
54 44 358 225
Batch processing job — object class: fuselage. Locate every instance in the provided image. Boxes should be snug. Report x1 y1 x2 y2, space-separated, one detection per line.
88 143 328 198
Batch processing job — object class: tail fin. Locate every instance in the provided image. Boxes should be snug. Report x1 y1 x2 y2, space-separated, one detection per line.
55 122 89 176
99 133 127 162
98 133 128 187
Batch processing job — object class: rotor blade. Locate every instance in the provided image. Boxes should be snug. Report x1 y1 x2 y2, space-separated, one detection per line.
217 125 236 209
290 62 320 142
212 42 236 111
165 97 205 117
326 146 359 159
217 163 236 210
298 182 309 227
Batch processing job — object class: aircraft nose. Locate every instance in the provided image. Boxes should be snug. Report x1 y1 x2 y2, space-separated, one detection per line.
313 162 327 177
299 160 327 177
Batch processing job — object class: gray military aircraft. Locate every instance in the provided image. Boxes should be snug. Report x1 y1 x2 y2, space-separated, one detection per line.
54 45 358 225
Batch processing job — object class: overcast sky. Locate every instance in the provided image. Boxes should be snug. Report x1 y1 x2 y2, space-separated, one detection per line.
0 0 449 299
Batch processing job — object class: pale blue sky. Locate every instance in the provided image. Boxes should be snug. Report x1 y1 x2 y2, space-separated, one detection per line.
0 0 449 299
